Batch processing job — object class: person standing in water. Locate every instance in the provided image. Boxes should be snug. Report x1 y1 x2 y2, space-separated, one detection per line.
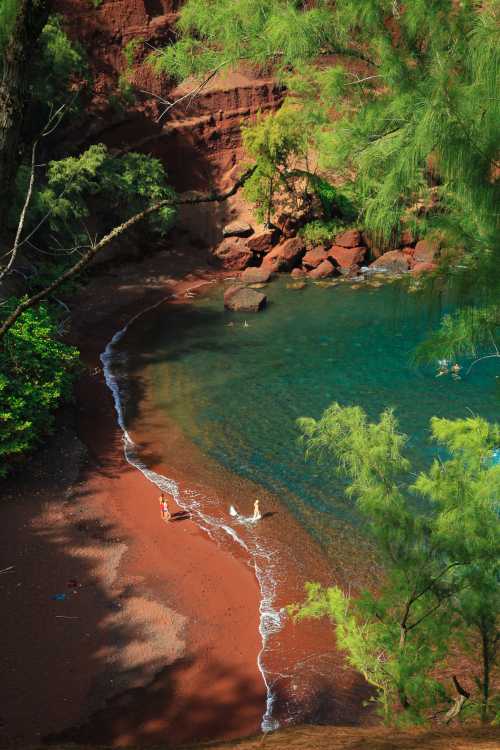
252 499 262 522
159 493 171 522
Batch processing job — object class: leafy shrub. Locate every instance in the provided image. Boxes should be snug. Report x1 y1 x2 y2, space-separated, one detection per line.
0 301 79 477
300 219 346 246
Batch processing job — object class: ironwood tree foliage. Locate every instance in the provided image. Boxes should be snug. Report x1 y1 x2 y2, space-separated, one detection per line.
292 404 500 724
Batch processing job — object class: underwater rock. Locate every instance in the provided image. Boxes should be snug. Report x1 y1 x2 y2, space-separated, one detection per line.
224 285 267 312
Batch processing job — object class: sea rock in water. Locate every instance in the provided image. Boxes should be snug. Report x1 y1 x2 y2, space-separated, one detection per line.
222 221 254 238
308 259 336 279
370 250 409 273
224 285 267 312
262 236 306 271
414 237 440 264
329 245 366 270
334 229 362 248
240 266 273 284
212 238 253 270
246 229 279 254
291 267 307 278
411 261 438 276
302 246 330 269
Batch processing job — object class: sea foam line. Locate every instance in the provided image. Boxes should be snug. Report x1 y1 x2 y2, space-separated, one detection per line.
100 297 283 733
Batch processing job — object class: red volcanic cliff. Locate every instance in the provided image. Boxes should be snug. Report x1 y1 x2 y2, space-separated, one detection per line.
55 0 283 191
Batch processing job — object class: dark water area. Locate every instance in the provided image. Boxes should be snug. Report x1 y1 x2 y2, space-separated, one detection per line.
111 277 500 729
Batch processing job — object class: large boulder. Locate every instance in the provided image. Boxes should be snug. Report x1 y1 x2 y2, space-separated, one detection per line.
240 266 273 284
334 229 362 248
308 259 336 279
246 228 279 254
414 237 440 264
370 250 409 273
302 246 330 269
262 236 306 271
224 285 267 312
329 245 367 269
222 221 254 238
212 238 253 270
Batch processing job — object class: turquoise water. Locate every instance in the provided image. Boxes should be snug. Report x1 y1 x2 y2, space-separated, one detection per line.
138 278 500 535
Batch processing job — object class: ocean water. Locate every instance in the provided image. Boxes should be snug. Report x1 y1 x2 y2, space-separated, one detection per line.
104 277 500 730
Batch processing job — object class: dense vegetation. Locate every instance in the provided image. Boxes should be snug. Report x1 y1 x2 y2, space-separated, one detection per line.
293 404 499 725
155 0 499 362
0 2 181 473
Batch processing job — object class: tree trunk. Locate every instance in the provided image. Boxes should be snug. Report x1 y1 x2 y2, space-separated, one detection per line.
0 0 51 231
480 624 491 723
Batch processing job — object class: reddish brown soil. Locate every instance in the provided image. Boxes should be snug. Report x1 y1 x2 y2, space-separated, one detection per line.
0 245 266 748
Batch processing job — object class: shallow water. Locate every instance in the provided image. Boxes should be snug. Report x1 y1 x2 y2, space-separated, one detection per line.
108 277 500 730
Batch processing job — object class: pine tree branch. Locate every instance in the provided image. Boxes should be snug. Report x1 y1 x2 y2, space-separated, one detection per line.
0 166 256 342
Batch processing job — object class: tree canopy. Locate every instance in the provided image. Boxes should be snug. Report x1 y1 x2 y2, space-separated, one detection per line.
293 403 500 724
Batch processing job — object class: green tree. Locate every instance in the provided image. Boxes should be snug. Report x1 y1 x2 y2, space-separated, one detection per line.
0 299 79 476
242 106 313 224
291 404 500 724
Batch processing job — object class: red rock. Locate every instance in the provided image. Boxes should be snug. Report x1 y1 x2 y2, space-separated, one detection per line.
411 261 438 276
222 221 254 238
224 285 267 312
291 267 307 278
212 238 253 270
308 259 336 279
246 229 279 254
329 245 367 269
262 236 305 271
414 238 440 264
370 250 409 273
334 229 362 248
302 246 330 269
402 246 416 267
240 266 273 284
400 229 415 246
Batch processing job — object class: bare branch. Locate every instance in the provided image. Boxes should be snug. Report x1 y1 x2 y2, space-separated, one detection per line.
0 138 38 282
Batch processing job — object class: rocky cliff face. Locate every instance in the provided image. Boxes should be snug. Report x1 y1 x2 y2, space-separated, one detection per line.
56 0 284 192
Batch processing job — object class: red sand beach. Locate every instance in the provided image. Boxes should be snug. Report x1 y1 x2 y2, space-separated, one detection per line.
0 244 373 748
0 249 266 748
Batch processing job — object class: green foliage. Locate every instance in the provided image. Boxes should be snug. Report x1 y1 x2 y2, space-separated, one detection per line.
34 16 88 115
160 0 499 241
242 106 313 223
0 300 79 477
123 37 144 69
299 219 345 246
293 404 500 724
12 143 177 245
413 305 500 368
0 0 18 56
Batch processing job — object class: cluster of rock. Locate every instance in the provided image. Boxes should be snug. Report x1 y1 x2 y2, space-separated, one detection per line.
214 220 440 311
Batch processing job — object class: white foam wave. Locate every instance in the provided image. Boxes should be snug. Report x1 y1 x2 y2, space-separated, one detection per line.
100 299 284 733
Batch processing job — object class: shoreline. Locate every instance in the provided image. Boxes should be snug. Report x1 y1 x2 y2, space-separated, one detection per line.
0 248 267 747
